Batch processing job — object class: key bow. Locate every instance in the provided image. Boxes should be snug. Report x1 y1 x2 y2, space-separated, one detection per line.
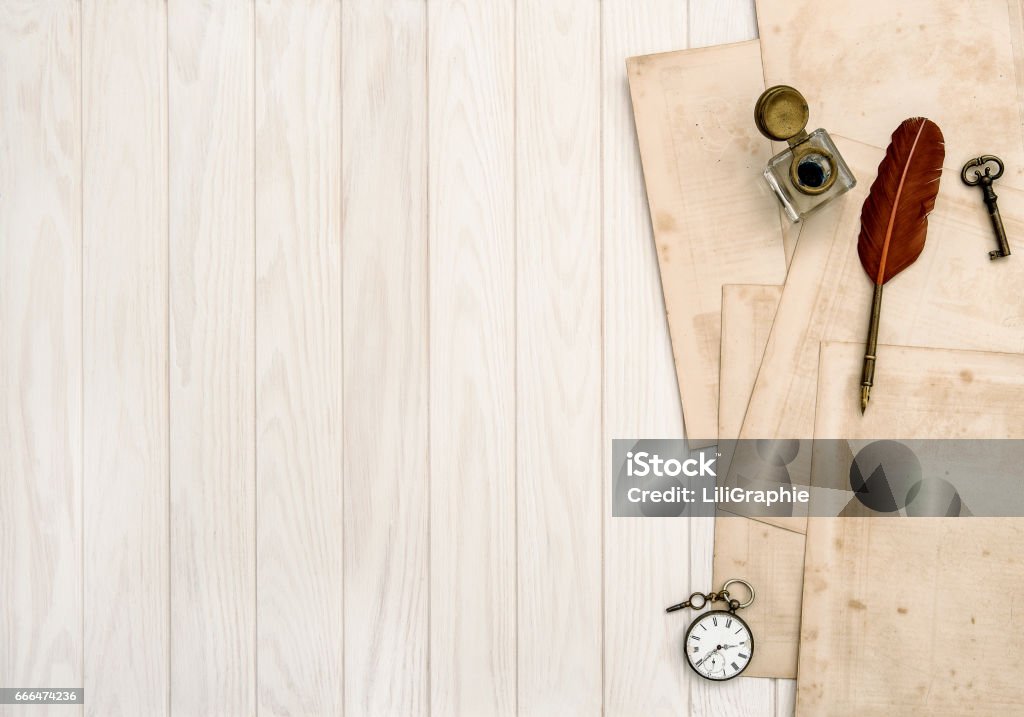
961 154 1004 186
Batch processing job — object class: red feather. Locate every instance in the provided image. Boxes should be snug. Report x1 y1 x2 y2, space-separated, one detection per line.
857 117 945 285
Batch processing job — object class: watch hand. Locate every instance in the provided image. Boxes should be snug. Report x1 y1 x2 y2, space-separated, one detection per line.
695 648 722 668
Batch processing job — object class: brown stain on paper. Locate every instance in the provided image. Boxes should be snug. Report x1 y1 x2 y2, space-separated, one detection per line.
655 211 677 233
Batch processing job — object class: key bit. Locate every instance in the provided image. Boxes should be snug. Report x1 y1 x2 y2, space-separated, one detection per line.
961 155 1011 260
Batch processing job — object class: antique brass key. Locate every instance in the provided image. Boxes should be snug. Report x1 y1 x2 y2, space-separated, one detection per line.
961 155 1011 260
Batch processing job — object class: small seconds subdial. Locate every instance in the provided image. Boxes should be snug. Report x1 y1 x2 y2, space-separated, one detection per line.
685 611 754 681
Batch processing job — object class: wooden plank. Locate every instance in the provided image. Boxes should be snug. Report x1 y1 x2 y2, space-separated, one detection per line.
254 1 343 714
776 680 796 717
427 1 516 716
688 0 757 46
516 1 602 714
168 2 255 715
82 1 168 714
341 1 429 715
0 3 81 716
599 2 690 716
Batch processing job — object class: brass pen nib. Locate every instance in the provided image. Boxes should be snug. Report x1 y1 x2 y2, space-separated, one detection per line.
860 285 882 416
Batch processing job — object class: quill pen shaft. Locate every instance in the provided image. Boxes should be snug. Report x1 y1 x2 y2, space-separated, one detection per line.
860 284 883 413
856 117 943 412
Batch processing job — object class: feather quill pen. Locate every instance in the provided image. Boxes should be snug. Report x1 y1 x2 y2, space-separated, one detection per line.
858 117 944 412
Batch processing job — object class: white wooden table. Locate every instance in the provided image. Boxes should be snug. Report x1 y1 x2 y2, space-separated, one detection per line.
0 1 792 715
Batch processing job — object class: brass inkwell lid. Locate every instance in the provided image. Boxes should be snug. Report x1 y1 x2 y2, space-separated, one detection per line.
754 85 836 195
754 85 809 144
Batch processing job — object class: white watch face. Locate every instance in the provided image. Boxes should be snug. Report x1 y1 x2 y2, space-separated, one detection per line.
685 611 753 681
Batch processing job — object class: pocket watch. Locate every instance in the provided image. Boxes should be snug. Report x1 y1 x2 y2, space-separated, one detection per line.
666 578 755 681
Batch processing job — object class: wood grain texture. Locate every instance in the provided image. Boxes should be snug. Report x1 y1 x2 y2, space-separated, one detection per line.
689 0 757 46
255 1 342 714
342 1 429 715
168 2 255 715
0 2 81 716
777 680 796 717
82 1 169 715
600 2 690 716
0 1 786 714
516 1 602 714
428 1 516 716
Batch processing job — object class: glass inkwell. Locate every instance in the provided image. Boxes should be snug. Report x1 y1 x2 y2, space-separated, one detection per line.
755 85 855 221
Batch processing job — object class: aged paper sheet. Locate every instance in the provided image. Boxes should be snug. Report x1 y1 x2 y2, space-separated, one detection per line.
756 0 1024 181
797 342 1024 716
626 41 789 447
724 137 1024 676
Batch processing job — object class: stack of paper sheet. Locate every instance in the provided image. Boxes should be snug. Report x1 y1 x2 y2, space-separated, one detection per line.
626 0 1024 704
